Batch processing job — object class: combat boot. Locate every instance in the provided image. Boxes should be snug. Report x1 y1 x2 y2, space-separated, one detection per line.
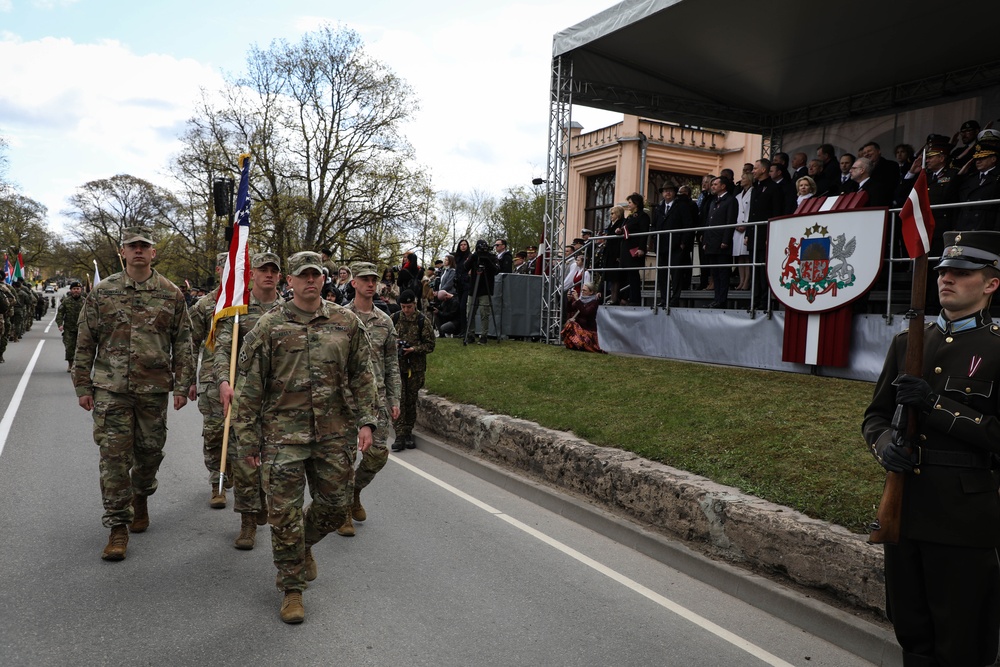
129 494 149 533
280 590 305 624
234 513 257 550
101 525 129 561
209 487 226 509
336 514 355 537
304 548 317 582
351 488 367 522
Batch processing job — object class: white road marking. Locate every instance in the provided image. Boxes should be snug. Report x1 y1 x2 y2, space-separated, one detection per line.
0 340 45 458
390 453 796 667
44 314 57 334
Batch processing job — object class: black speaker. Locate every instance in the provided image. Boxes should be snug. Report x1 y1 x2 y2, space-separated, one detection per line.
212 179 232 217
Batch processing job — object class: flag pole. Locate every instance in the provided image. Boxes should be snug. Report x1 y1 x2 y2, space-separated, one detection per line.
217 312 240 494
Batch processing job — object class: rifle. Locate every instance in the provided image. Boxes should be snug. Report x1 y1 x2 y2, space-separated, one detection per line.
868 255 927 544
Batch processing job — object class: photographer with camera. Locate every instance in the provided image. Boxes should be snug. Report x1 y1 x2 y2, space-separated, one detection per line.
463 239 499 345
391 290 435 452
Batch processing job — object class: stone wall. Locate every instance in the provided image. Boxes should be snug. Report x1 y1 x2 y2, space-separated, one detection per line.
417 393 887 613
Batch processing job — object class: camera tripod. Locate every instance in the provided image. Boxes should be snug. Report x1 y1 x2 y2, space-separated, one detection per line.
463 266 501 346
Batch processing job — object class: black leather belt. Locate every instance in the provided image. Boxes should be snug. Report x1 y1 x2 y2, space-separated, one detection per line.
916 447 993 470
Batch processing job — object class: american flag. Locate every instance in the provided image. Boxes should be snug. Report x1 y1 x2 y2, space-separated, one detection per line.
206 153 252 350
3 254 11 284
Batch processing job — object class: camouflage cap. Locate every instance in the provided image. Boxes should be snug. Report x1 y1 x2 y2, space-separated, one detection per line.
350 261 379 278
121 226 155 245
252 252 281 270
216 252 228 269
286 251 324 276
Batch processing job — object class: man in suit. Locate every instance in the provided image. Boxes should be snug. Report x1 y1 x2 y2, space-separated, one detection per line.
859 142 900 206
494 238 513 273
955 136 1000 232
769 163 797 215
702 176 737 308
652 185 695 307
747 159 782 308
816 144 842 198
791 152 809 181
838 153 856 192
863 230 1000 667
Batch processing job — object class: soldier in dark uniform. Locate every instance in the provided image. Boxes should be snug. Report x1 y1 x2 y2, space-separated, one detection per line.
56 281 85 372
955 134 1000 233
863 230 1000 667
950 119 981 171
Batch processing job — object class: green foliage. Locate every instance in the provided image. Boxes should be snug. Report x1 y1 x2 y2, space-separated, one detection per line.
426 340 884 533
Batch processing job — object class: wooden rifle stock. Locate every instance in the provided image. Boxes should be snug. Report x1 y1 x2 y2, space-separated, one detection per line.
869 255 927 544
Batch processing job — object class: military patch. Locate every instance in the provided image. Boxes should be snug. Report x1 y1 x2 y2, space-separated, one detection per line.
238 329 263 370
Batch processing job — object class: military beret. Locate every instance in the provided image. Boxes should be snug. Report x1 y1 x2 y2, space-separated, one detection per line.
398 290 416 304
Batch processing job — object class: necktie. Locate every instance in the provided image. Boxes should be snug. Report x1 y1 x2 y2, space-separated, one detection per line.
981 172 987 186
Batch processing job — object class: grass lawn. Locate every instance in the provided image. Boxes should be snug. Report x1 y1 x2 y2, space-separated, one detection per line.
425 338 884 534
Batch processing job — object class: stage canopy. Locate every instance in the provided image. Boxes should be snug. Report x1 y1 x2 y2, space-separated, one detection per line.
552 0 1000 134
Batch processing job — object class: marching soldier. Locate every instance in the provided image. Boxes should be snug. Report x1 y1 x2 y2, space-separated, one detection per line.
17 280 33 334
215 252 283 550
189 254 232 509
0 271 14 361
390 290 435 451
337 261 401 536
232 251 378 624
56 281 85 372
9 278 25 341
863 230 1000 666
73 227 196 561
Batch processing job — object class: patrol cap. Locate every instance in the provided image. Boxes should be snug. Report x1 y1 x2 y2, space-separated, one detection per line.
350 261 378 278
925 134 952 157
251 252 280 270
937 231 1000 270
399 290 416 304
216 252 228 269
286 251 324 276
121 226 155 245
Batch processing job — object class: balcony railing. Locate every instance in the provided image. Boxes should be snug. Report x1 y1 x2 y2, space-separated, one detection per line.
570 119 728 154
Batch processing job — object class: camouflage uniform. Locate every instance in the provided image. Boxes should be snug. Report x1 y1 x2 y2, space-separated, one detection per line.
9 283 25 340
214 290 280 515
233 294 379 592
18 285 33 333
56 292 85 362
391 309 435 441
0 282 14 359
346 298 400 490
190 285 234 486
73 269 196 528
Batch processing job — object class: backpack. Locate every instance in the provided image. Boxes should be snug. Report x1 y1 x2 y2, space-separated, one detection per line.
391 311 426 347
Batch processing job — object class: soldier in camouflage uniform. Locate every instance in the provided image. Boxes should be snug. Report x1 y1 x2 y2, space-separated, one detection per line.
189 254 233 509
0 270 14 361
56 281 85 372
9 278 25 341
390 290 435 452
233 251 378 624
337 261 401 537
18 281 34 334
73 227 196 562
216 252 282 550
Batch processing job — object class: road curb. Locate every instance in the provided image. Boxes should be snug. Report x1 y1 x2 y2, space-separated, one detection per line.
414 429 901 667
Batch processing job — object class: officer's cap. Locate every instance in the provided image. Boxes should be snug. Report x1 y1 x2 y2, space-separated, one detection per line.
925 134 952 157
973 140 1000 159
121 227 155 245
286 251 324 276
251 252 281 270
350 261 379 279
938 231 1000 271
961 120 982 132
398 290 416 304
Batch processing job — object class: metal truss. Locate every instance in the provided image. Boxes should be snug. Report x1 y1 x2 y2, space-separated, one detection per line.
541 56 572 343
761 128 782 160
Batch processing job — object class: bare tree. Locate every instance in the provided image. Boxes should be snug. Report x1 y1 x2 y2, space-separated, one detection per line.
0 192 51 276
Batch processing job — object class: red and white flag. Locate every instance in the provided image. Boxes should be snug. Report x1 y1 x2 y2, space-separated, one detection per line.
206 153 252 350
899 169 936 259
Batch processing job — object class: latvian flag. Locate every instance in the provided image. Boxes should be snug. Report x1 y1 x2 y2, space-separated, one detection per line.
900 169 935 259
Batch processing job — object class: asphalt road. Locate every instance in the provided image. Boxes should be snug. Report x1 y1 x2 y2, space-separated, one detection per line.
0 298 882 667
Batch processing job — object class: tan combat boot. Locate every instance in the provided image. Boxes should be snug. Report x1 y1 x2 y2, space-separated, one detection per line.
209 487 226 509
351 488 366 522
280 590 305 624
234 513 256 550
101 525 129 561
129 494 149 533
304 548 317 582
336 514 355 537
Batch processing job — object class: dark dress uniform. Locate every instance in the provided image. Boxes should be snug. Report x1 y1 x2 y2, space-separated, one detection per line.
862 231 1000 667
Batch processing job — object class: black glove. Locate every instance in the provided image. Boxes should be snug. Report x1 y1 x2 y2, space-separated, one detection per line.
872 431 916 473
894 374 937 413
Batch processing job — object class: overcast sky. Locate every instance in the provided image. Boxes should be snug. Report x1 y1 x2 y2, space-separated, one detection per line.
0 0 621 231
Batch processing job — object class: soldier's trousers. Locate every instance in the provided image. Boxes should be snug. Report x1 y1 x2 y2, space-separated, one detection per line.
355 407 390 491
262 437 354 591
92 389 168 528
197 385 234 485
10 311 22 339
62 329 78 362
393 370 424 438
